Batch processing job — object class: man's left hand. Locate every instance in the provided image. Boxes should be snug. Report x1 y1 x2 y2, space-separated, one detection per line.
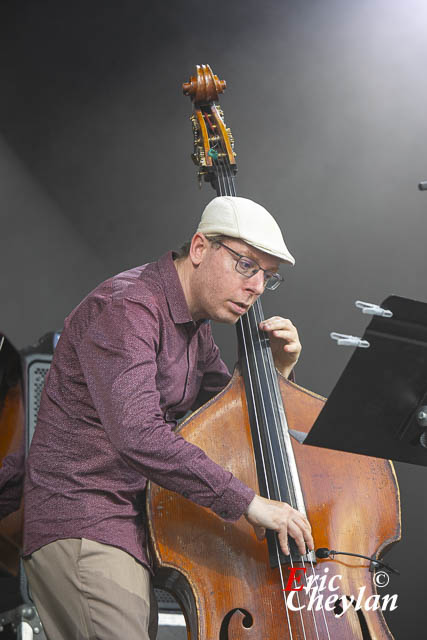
259 317 301 379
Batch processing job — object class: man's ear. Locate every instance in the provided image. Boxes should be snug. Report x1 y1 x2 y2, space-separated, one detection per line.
189 233 209 266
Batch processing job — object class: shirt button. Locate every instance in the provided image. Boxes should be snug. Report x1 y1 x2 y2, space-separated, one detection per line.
183 491 189 499
220 511 228 518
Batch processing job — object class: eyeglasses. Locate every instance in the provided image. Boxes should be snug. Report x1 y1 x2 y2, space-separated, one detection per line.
215 241 283 291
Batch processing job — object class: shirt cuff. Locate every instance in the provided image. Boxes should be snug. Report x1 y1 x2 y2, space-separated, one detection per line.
209 476 255 522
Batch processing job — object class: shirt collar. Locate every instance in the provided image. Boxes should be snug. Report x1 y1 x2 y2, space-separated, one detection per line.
157 251 206 327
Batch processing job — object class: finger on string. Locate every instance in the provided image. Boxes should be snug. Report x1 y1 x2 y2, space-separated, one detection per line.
288 528 308 556
277 532 290 556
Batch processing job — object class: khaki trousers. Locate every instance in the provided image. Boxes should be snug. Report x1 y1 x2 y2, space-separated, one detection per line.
23 538 158 640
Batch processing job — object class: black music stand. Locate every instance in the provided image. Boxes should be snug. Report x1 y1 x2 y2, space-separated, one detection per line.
301 295 427 467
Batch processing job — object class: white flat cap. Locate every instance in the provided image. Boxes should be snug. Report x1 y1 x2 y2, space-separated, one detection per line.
197 196 295 265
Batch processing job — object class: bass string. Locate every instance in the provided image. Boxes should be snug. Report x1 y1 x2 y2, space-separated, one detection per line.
262 313 334 636
251 300 332 639
218 154 332 637
215 155 227 196
215 156 289 577
245 301 329 639
252 300 300 509
238 312 298 639
214 155 308 639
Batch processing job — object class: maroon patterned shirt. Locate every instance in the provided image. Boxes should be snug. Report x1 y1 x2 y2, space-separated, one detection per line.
23 252 255 569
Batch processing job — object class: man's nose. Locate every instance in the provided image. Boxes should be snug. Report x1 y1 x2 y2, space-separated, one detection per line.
245 271 265 295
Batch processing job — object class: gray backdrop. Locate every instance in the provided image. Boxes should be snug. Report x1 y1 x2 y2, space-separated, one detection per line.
1 0 426 636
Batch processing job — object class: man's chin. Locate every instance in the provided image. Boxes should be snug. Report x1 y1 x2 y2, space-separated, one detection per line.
212 311 240 325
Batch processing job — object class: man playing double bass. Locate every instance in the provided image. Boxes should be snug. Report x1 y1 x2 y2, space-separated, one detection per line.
23 195 313 640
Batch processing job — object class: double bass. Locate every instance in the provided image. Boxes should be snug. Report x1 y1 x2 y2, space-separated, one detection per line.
150 65 401 639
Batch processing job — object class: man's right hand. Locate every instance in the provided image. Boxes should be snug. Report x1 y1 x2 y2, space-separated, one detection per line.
244 494 314 557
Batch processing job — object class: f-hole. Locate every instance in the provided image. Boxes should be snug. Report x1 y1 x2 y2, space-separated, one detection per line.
220 608 253 639
335 596 372 640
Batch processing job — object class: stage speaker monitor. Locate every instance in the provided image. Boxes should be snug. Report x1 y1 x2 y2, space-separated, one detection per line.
20 332 59 449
